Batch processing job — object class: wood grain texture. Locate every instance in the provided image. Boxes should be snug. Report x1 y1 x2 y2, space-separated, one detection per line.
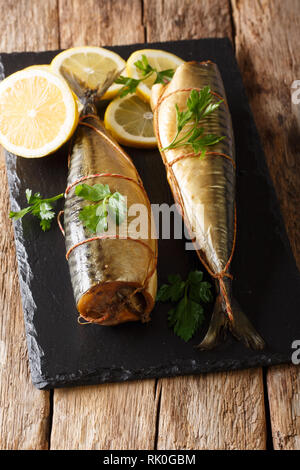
58 0 145 48
0 0 58 450
232 0 300 450
232 0 300 266
0 150 50 450
156 370 266 450
267 365 300 450
50 381 159 449
143 0 232 42
0 0 59 52
144 0 266 451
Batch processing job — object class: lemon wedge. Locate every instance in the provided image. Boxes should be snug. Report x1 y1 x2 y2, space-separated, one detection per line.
0 68 78 158
126 49 184 102
51 46 126 101
104 94 157 148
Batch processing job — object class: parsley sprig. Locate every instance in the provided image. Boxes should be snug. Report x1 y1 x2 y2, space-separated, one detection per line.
157 271 213 342
161 86 225 158
9 189 64 231
115 54 175 98
75 183 127 233
9 183 127 234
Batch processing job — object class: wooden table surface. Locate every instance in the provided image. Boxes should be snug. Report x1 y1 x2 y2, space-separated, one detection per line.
0 0 299 450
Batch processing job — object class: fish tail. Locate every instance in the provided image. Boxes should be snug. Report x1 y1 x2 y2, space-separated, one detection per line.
197 294 228 350
59 64 122 107
197 292 265 350
228 297 265 349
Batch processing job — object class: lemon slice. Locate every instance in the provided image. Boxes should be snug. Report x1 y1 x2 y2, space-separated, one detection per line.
0 68 78 158
25 64 52 71
104 94 157 148
51 46 126 101
25 64 84 114
126 49 184 102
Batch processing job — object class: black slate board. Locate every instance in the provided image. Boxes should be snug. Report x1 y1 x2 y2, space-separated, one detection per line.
1 39 300 389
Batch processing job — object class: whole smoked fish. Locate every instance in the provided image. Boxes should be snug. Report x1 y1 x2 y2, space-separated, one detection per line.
62 69 157 325
151 61 264 349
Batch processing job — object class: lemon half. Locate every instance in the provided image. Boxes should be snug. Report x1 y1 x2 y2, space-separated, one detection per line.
0 68 78 158
51 46 126 101
104 94 157 148
126 49 184 102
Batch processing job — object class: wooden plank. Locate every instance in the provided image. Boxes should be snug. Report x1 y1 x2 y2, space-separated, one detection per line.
232 0 300 450
232 0 300 264
143 0 233 42
0 0 59 450
50 0 159 451
156 370 266 450
0 0 59 52
143 0 266 450
58 0 145 48
267 365 300 450
50 381 159 449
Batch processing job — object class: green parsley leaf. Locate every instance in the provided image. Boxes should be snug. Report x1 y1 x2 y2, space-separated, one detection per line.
78 201 109 234
190 133 225 157
25 189 33 203
156 284 172 302
76 183 127 234
157 270 213 342
187 86 212 120
9 189 64 231
115 54 175 97
25 189 41 205
168 297 204 343
9 206 32 221
134 55 153 76
40 219 52 232
38 202 55 220
189 281 213 304
161 86 225 157
107 192 127 225
154 68 175 84
75 183 111 201
156 274 185 303
175 104 193 133
78 204 100 233
114 76 141 97
188 270 204 284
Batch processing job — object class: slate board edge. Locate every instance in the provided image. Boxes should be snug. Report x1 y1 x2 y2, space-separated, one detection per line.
34 351 290 390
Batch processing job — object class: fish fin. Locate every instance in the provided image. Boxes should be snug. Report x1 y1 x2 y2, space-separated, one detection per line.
197 294 228 350
197 295 265 350
229 297 265 349
60 65 123 104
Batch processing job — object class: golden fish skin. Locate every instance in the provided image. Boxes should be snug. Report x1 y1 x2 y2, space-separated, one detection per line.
152 61 264 349
64 114 157 325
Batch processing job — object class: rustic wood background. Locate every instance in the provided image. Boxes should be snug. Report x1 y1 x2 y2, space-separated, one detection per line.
0 0 299 450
